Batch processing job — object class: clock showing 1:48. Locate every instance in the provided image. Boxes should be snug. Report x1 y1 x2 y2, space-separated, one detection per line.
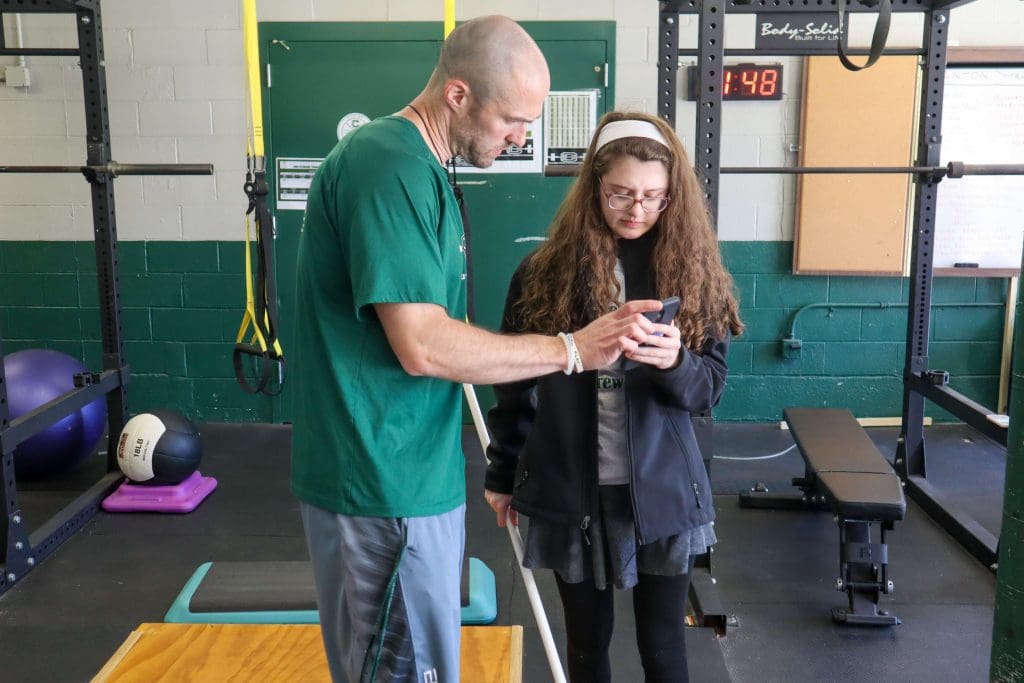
686 64 784 101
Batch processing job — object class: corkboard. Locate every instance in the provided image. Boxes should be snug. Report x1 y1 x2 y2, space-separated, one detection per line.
793 56 919 275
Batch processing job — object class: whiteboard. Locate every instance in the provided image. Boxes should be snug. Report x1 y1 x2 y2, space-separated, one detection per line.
934 67 1024 272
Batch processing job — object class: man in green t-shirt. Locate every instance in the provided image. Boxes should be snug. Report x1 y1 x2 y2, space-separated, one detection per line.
293 15 662 683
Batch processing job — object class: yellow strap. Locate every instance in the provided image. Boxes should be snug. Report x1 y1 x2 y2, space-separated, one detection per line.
239 0 261 347
444 0 455 38
235 215 283 357
236 0 282 359
235 215 264 348
242 0 264 158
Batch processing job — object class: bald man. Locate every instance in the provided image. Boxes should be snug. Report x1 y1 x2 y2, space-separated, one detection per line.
292 15 661 682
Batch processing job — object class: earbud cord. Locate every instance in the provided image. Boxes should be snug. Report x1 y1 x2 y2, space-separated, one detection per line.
406 103 449 167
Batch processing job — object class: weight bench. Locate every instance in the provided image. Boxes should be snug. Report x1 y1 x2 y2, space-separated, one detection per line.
740 407 906 626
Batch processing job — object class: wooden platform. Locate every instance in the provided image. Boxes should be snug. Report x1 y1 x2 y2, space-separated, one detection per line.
92 623 522 682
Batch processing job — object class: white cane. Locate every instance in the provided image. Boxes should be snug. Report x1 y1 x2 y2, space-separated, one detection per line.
462 383 568 683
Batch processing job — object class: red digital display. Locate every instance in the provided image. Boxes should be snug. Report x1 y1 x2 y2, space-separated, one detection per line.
686 64 784 101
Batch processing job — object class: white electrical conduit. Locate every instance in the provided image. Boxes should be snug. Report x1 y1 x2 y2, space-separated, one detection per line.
462 383 568 683
15 13 27 68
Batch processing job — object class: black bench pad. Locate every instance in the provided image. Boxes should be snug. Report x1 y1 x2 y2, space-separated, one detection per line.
191 561 316 613
818 471 906 520
784 407 906 522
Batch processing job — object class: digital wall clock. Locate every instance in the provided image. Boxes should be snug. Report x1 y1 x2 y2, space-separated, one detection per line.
686 64 784 101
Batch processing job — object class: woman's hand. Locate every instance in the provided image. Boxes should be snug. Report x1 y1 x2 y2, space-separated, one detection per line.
623 322 682 370
484 489 518 527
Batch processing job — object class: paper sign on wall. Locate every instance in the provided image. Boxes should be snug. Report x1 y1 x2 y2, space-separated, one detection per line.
276 157 323 211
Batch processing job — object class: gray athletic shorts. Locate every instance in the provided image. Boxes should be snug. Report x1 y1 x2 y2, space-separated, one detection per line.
300 501 466 683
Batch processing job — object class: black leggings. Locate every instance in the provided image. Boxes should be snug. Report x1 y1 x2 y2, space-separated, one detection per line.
555 566 694 683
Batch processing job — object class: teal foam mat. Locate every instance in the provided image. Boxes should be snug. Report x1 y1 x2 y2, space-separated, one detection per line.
460 557 498 625
165 557 496 625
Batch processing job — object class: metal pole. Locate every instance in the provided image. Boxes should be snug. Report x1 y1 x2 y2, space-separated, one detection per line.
721 163 1024 176
897 6 950 482
694 0 726 224
462 384 567 683
0 163 214 175
547 163 1024 178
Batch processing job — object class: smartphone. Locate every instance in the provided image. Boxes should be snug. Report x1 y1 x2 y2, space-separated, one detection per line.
643 296 680 333
624 296 680 370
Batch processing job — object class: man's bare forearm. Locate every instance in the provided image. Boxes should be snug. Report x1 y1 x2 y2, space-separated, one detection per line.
412 315 567 384
375 303 565 384
376 300 662 385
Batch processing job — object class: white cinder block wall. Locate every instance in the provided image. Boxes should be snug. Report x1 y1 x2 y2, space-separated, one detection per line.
0 0 1021 242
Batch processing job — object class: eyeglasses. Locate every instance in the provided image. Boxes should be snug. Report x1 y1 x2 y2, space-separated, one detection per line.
599 182 670 213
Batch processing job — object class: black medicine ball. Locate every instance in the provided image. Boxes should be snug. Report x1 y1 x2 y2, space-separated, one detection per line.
116 410 203 485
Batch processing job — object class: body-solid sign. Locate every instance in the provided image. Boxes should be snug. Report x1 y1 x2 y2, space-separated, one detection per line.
756 13 844 52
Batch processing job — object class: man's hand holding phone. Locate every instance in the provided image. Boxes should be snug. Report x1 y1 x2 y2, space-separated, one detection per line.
625 296 682 370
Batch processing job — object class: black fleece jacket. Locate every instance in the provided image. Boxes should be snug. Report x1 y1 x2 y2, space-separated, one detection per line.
484 231 730 544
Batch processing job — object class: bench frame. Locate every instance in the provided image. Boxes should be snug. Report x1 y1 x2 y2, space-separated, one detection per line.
739 408 903 626
835 518 896 625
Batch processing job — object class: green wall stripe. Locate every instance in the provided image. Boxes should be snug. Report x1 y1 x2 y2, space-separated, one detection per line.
0 240 1007 423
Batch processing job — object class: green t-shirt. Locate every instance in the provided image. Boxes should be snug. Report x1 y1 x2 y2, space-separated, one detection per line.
291 116 467 517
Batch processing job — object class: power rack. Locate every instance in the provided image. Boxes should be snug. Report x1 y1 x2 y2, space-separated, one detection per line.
0 0 212 596
657 0 1008 570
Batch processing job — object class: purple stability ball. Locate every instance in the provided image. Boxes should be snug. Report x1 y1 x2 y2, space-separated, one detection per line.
3 349 107 479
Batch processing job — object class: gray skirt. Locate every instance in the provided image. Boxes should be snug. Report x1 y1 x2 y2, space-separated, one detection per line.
522 485 716 591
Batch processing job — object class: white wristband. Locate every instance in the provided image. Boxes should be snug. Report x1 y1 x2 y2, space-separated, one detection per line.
557 332 574 375
568 334 583 374
557 332 584 375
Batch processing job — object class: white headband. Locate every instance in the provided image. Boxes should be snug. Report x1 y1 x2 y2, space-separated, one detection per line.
594 120 670 152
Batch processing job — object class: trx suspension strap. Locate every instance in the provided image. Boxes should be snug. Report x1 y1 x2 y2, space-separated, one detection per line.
836 0 893 71
235 0 284 395
444 0 455 38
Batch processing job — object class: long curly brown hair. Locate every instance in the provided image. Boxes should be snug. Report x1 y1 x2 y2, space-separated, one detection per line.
512 111 744 351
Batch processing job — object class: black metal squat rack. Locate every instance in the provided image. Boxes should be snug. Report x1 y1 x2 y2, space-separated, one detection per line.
658 0 1008 573
0 0 211 597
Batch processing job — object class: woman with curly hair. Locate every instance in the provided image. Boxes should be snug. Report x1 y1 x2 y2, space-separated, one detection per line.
484 111 744 682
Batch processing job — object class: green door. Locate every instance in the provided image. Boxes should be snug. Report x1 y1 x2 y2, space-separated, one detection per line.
261 22 615 422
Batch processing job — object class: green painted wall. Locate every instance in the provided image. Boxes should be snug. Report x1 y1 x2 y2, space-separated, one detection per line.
0 240 273 423
717 242 1007 422
0 240 1007 423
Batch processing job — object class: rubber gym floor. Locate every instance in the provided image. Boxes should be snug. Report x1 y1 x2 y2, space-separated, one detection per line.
0 420 1000 682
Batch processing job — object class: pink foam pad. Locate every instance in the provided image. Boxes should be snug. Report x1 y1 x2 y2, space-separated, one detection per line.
102 470 217 513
